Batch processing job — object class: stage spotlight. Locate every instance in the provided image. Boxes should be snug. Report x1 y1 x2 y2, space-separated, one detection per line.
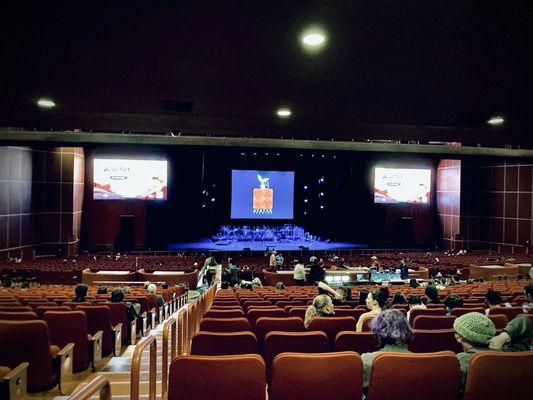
304 199 309 203
265 152 269 156
321 154 325 158
319 192 324 197
304 211 307 215
311 154 315 158
320 205 325 209
37 98 56 108
276 153 280 156
210 197 215 202
300 27 327 52
303 185 308 190
202 190 206 194
212 184 216 187
487 115 505 126
202 204 206 208
276 108 291 118
318 177 325 184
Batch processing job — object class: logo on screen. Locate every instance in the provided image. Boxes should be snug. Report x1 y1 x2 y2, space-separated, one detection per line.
253 175 273 214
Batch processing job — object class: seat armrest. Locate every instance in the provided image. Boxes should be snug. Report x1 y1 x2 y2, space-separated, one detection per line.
88 330 103 372
1 362 28 400
56 343 74 395
139 311 148 335
130 319 137 345
112 323 123 356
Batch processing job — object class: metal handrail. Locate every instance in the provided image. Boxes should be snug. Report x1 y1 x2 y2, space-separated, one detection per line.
68 375 111 400
130 335 157 400
161 316 177 400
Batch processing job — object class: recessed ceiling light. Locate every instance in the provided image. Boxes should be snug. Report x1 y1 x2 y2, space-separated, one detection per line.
276 108 291 118
302 33 325 46
300 27 327 50
37 98 56 108
487 115 505 126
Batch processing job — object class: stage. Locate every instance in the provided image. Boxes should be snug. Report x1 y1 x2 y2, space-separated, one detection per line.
167 238 367 251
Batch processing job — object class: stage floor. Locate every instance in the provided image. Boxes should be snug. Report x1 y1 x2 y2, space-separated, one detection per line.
167 238 368 251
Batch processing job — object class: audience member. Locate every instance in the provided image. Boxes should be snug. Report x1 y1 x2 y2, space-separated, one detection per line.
392 292 407 305
97 286 108 295
71 284 90 303
488 315 533 351
521 284 533 313
406 295 426 321
408 278 420 289
122 286 132 294
275 282 285 290
147 283 164 307
361 309 413 387
110 288 141 323
425 285 440 304
308 256 325 284
379 287 391 309
444 295 464 315
358 289 369 306
226 258 239 286
356 290 385 332
293 260 306 286
304 294 334 329
485 289 510 314
251 277 263 288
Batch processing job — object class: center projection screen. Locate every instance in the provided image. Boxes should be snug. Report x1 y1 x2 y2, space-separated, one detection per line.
93 158 168 200
374 167 431 204
231 170 295 219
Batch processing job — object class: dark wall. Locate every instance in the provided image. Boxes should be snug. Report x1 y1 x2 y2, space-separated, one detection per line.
82 146 439 250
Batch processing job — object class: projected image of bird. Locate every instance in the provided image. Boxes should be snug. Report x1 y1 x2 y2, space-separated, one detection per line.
257 175 270 189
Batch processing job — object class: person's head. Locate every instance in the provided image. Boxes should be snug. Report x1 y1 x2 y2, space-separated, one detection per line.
75 284 88 299
444 295 463 311
309 256 317 265
392 292 407 305
408 295 423 308
312 294 334 316
358 289 369 305
162 282 169 290
453 312 496 351
371 256 378 262
143 281 150 289
379 287 390 301
122 286 131 294
366 290 386 310
97 286 108 295
275 282 285 290
147 284 157 294
335 286 352 302
370 309 413 348
409 279 419 288
228 258 233 264
524 284 533 302
425 285 439 303
110 288 124 302
251 277 262 288
485 289 503 307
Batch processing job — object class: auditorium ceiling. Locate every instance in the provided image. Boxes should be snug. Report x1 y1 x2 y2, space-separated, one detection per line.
1 1 532 146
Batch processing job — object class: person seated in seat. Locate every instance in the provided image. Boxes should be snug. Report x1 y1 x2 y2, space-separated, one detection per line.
361 309 413 388
70 284 91 303
406 295 427 321
522 284 533 313
304 294 335 329
408 278 420 289
484 289 511 315
425 284 440 304
275 282 285 290
392 292 407 305
357 289 369 306
226 258 239 286
444 294 464 315
251 277 263 289
97 286 108 295
147 284 164 307
356 290 386 332
122 286 132 294
111 288 141 323
489 315 533 352
453 312 497 387
379 287 391 309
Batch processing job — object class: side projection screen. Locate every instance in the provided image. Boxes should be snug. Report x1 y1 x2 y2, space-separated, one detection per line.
231 170 294 219
93 158 168 200
374 167 431 204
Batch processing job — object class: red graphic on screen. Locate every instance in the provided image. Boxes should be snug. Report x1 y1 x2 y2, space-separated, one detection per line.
253 175 273 214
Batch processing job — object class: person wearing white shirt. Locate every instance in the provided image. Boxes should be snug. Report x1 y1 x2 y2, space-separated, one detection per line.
293 260 306 286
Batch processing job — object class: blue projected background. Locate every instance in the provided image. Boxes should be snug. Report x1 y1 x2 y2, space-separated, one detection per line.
230 170 294 219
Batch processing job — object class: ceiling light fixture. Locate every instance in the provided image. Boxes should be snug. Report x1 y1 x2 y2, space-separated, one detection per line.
37 98 56 108
300 27 327 51
276 108 292 118
487 115 505 126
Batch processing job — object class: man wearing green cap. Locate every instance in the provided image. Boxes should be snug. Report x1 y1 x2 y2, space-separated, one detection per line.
453 312 497 387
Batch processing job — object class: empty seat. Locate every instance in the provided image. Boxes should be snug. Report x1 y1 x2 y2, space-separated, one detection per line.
254 317 305 348
412 316 456 330
168 354 265 400
334 331 379 354
76 306 120 356
28 301 57 310
409 329 462 353
309 317 356 348
487 314 509 330
200 317 251 332
334 308 365 320
247 308 286 327
0 311 37 320
35 306 70 319
451 308 485 317
366 351 460 400
105 302 132 345
462 351 533 400
0 306 31 313
270 352 363 400
408 308 446 325
288 307 308 320
488 307 523 321
204 309 245 319
190 331 258 355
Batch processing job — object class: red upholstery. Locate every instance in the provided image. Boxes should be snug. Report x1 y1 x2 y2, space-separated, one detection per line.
487 314 509 330
254 317 305 346
35 306 70 319
0 320 58 393
204 309 245 319
190 331 258 355
463 351 533 400
412 316 456 330
409 329 462 353
288 307 308 320
0 311 37 320
0 306 32 312
199 317 251 332
409 308 446 325
246 308 286 327
488 307 523 321
105 302 131 344
361 317 374 331
308 317 356 348
334 308 365 320
28 301 57 309
76 305 114 355
43 311 90 372
270 352 363 400
451 308 485 317
366 351 460 400
334 331 379 354
168 354 265 400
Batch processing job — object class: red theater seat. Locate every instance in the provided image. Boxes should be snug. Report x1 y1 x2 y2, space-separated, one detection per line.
76 306 121 356
488 307 523 321
246 308 286 327
168 354 265 400
408 308 446 325
204 309 245 319
199 317 251 332
409 329 462 353
412 315 456 330
254 317 305 348
0 311 37 320
334 331 379 354
190 331 258 355
451 308 485 317
308 316 356 348
487 314 509 330
35 306 71 319
270 352 363 400
366 351 460 400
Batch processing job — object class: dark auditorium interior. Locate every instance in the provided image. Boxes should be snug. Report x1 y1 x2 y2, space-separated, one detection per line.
0 2 532 400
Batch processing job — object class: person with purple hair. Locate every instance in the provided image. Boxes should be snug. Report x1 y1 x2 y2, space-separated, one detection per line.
361 309 413 388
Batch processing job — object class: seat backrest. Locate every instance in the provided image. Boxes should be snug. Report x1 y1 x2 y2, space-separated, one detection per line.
308 317 356 348
276 301 305 309
43 311 90 372
361 316 374 331
0 320 56 393
0 311 37 320
28 301 57 309
488 307 523 321
0 306 32 313
463 351 533 400
487 314 509 330
199 317 251 332
247 308 286 327
168 354 265 400
254 317 305 348
409 329 462 353
451 307 484 317
243 300 272 310
105 302 130 343
334 331 379 354
263 331 329 368
409 308 446 324
190 331 258 355
270 352 363 400
412 315 456 330
76 305 113 355
35 306 70 319
288 307 308 320
334 308 365 321
366 351 460 400
204 309 245 319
